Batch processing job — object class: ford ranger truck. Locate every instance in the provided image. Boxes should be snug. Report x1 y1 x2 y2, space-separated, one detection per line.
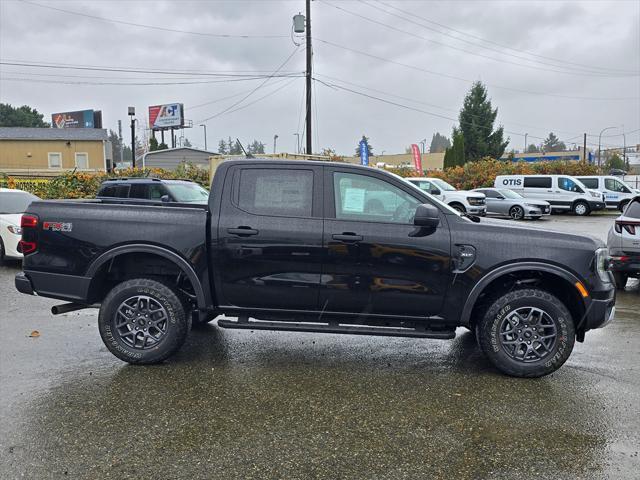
15 160 616 377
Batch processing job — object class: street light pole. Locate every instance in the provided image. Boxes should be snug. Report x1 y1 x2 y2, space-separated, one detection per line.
419 139 426 155
598 126 617 168
524 133 528 153
293 133 300 154
200 124 207 151
273 134 279 154
128 107 136 167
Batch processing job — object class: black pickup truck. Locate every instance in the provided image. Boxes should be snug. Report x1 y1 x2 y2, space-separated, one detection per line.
15 160 616 377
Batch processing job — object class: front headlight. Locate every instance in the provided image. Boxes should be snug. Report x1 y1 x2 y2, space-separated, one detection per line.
595 247 612 284
7 225 22 235
589 191 600 198
525 203 541 208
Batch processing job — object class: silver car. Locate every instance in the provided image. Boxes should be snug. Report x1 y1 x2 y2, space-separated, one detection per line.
473 188 551 220
607 196 640 289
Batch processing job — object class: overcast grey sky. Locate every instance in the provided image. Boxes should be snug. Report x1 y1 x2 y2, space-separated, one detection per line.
1 0 638 155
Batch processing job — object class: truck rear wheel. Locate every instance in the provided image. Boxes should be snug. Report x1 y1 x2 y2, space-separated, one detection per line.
98 278 191 364
476 288 575 378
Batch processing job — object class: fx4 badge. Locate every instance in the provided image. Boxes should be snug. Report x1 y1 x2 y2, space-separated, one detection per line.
43 222 73 232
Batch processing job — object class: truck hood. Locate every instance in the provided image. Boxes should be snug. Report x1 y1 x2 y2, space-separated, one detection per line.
473 217 604 249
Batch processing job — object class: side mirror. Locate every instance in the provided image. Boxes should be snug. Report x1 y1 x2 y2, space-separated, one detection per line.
160 195 170 203
430 188 440 195
414 204 440 228
496 195 504 200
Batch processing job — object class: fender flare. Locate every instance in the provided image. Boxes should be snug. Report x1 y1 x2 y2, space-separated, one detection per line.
86 244 207 309
460 261 586 325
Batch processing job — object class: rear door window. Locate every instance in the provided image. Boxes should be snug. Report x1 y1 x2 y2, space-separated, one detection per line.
580 178 599 189
237 168 314 217
523 177 551 188
99 184 130 197
624 200 640 218
130 184 150 199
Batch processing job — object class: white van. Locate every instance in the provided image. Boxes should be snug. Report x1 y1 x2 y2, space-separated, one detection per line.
494 175 605 216
576 176 638 211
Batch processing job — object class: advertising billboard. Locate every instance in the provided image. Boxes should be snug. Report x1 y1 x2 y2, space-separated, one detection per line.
149 103 184 130
52 110 96 129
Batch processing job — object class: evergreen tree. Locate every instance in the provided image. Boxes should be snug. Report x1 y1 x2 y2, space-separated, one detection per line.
0 103 50 127
149 136 159 151
218 139 228 155
229 139 243 155
457 82 508 161
443 130 465 168
429 132 451 153
526 144 540 153
247 140 266 155
355 135 373 156
542 132 566 152
183 138 192 148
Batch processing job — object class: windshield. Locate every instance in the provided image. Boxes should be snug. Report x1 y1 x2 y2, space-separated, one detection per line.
0 191 40 214
165 183 209 203
498 189 523 199
431 178 457 191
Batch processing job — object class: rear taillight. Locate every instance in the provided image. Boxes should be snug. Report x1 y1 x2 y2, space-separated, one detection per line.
21 215 38 228
19 214 39 256
615 220 637 235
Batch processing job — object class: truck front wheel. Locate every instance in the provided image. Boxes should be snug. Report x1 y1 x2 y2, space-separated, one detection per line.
476 288 575 377
98 278 191 364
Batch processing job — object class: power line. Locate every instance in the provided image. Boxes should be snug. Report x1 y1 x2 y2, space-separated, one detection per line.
19 0 288 39
370 0 639 76
319 0 637 78
190 76 296 110
197 47 301 123
214 77 300 119
0 75 302 86
313 38 640 101
0 60 302 78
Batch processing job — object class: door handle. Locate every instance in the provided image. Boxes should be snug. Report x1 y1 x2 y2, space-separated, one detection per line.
227 226 259 237
332 233 363 243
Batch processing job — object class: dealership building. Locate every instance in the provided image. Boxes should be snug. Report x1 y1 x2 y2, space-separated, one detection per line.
0 127 112 176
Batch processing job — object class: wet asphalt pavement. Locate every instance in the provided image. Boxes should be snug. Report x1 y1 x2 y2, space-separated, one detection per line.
1 214 638 479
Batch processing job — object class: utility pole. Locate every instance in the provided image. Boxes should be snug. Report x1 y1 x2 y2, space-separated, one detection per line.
200 124 207 150
524 133 528 153
583 133 587 162
294 133 300 154
305 0 312 156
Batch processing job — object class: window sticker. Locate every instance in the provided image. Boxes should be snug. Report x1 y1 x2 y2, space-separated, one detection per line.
342 187 366 213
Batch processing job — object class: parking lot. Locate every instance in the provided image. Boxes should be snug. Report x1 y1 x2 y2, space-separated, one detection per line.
0 214 638 479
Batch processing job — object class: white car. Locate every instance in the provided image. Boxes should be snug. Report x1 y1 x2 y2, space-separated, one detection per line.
0 188 40 263
406 177 486 215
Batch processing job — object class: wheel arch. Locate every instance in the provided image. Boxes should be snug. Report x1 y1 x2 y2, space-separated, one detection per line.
462 262 588 336
86 244 207 309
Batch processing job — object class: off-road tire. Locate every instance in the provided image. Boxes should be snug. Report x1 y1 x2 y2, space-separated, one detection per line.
98 278 191 364
613 272 628 290
573 201 590 216
476 288 575 378
449 202 466 213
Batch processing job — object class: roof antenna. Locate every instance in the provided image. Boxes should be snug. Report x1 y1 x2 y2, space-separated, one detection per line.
237 138 254 159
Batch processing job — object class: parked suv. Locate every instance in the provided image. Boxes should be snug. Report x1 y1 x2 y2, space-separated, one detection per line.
577 176 638 212
495 175 605 216
97 178 209 204
406 177 486 215
607 196 640 289
472 187 550 220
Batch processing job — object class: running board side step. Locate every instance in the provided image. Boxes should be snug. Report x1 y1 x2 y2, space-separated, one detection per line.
217 318 455 339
